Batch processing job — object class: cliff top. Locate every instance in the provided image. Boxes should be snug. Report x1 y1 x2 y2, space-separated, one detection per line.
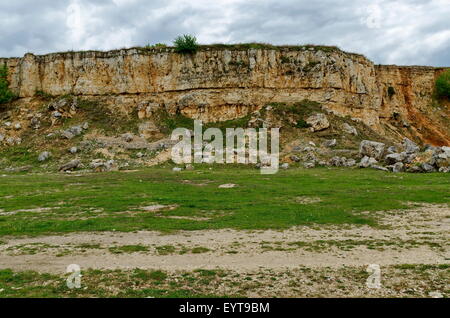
1 43 366 60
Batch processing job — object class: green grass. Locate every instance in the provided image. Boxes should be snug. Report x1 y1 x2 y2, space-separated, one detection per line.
109 245 149 254
0 166 449 237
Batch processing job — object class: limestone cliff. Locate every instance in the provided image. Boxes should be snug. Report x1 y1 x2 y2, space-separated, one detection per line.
1 46 449 145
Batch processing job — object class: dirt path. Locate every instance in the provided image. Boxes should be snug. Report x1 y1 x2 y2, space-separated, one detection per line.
0 203 449 274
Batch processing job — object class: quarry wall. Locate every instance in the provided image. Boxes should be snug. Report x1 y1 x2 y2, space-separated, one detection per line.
1 47 448 144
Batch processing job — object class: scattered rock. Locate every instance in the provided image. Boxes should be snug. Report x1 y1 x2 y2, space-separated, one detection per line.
323 139 337 148
69 147 78 154
6 137 21 145
61 125 83 139
403 138 420 154
385 152 407 164
90 159 117 172
280 163 289 169
386 146 398 155
342 123 357 136
121 133 134 142
218 184 237 189
185 164 194 170
172 167 183 172
38 151 50 162
371 165 389 172
303 162 315 169
438 167 449 173
13 123 21 130
392 162 404 173
52 111 62 118
359 140 385 160
136 152 144 158
0 134 4 143
306 113 330 132
30 117 41 129
344 159 356 167
290 155 300 162
359 156 378 168
421 163 436 173
59 159 81 172
82 122 89 130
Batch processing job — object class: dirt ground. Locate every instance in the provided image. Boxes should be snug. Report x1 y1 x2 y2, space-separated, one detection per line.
1 203 448 274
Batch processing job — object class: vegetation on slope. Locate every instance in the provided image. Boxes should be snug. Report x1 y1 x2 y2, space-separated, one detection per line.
435 69 450 99
0 65 16 104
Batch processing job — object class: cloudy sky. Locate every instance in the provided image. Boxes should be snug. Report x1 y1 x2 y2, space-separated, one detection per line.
0 0 449 66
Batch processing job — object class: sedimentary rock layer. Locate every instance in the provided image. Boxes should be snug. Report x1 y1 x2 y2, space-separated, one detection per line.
1 47 448 144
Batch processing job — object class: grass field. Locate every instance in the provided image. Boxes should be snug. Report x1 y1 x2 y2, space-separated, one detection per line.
0 166 449 298
0 166 449 236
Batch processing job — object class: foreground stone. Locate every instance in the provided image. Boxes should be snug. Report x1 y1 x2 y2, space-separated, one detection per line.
59 159 81 172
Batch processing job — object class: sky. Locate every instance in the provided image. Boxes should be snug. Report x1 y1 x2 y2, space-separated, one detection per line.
0 0 449 66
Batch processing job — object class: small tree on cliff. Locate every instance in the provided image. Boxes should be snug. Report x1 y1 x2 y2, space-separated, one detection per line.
0 64 16 104
435 69 450 99
174 34 199 54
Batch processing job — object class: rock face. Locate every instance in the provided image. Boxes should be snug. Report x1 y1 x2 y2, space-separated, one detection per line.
1 47 449 145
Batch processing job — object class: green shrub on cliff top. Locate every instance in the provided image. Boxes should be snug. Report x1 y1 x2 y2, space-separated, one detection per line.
0 64 16 104
435 69 450 99
174 34 199 54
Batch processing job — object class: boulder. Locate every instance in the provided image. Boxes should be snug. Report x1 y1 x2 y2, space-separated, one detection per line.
69 147 78 154
392 162 404 173
359 140 385 160
342 123 358 136
421 163 436 173
323 139 337 148
121 133 134 142
90 159 117 172
172 167 183 172
359 156 378 168
59 159 81 172
385 152 407 165
386 146 398 155
306 113 330 132
290 155 301 162
38 151 50 162
303 162 315 169
403 138 420 154
344 159 357 167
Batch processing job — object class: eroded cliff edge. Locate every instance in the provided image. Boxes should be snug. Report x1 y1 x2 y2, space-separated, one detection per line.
1 46 449 145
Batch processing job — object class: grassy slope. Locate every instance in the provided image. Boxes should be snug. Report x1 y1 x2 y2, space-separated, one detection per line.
0 166 449 236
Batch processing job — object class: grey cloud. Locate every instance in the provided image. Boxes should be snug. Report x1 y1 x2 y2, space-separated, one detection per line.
0 0 448 66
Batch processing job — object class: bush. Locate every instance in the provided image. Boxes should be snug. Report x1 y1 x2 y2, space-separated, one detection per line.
387 86 395 98
0 64 16 104
435 69 450 99
174 34 199 54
